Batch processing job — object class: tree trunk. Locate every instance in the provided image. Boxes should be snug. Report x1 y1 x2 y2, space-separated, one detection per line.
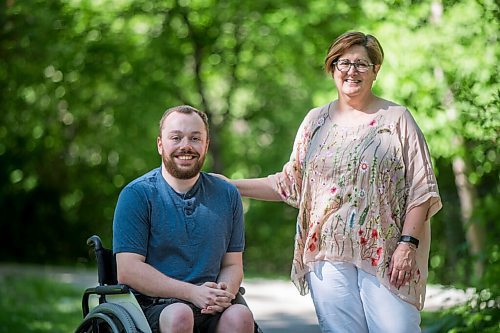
431 1 485 281
179 5 224 173
451 140 484 279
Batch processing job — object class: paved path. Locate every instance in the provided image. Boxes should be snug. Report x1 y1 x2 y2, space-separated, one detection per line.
0 264 474 333
242 279 320 332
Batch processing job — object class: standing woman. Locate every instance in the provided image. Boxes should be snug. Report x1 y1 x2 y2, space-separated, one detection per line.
221 31 442 332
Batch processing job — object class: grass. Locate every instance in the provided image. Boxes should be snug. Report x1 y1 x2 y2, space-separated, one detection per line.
0 274 83 333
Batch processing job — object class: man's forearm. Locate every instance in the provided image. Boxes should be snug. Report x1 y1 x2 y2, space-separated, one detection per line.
117 255 195 301
216 263 243 296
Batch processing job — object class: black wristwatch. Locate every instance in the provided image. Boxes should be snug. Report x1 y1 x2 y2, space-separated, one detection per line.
399 235 419 248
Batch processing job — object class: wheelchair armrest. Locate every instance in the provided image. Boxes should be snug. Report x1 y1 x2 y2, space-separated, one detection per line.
82 284 130 317
234 286 249 307
94 284 130 295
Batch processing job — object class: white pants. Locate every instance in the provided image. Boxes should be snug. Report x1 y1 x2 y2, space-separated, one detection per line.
306 261 421 333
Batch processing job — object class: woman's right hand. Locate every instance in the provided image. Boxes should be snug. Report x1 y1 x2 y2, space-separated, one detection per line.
209 173 230 182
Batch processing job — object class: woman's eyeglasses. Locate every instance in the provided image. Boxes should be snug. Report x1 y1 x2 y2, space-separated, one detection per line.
332 60 375 73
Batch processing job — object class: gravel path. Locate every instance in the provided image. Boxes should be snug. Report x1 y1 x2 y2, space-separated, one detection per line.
0 263 474 333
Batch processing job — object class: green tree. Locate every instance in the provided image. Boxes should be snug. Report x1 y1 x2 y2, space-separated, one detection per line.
1 0 366 270
1 1 498 296
363 0 498 287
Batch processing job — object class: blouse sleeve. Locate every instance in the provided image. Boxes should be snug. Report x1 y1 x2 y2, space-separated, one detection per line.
400 109 442 220
268 108 322 208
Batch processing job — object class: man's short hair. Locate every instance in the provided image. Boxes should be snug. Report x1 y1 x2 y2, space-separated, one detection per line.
158 105 209 139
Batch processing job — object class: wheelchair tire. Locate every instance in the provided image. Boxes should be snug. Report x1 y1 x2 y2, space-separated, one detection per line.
75 311 121 333
75 302 139 333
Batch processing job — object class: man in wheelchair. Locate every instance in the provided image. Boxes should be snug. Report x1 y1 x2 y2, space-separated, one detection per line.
112 105 255 333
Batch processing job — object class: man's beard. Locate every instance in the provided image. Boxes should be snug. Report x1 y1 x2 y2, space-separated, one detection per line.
163 150 205 180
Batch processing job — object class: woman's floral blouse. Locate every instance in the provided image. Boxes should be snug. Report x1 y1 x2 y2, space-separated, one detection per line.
269 101 442 310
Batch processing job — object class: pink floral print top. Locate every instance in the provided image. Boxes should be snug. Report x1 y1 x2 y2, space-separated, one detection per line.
269 101 442 310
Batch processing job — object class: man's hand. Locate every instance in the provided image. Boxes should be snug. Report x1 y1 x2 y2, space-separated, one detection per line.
388 242 417 289
189 282 235 314
199 282 235 314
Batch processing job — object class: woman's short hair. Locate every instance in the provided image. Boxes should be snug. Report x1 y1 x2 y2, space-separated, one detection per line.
324 31 384 74
158 105 210 139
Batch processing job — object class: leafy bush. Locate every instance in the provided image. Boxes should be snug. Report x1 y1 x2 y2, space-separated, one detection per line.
422 288 500 333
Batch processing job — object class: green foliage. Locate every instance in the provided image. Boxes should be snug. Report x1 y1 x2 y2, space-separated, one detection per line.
0 0 364 268
363 0 499 288
0 0 498 315
1 2 498 332
422 288 500 333
0 275 82 333
243 200 297 275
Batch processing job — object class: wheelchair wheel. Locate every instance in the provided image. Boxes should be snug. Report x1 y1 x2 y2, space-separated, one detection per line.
75 302 139 333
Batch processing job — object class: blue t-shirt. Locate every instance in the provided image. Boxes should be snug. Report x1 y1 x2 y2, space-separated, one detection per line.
113 168 245 285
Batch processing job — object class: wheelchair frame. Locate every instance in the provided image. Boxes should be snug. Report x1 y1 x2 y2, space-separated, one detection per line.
75 235 151 333
75 235 262 333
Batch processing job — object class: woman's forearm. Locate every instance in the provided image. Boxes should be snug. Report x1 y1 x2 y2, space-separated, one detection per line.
231 177 282 201
402 199 431 238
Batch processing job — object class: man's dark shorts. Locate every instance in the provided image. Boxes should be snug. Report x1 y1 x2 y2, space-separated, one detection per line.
136 294 227 333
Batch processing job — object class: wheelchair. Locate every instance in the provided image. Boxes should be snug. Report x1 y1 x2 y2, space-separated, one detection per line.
75 235 263 333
